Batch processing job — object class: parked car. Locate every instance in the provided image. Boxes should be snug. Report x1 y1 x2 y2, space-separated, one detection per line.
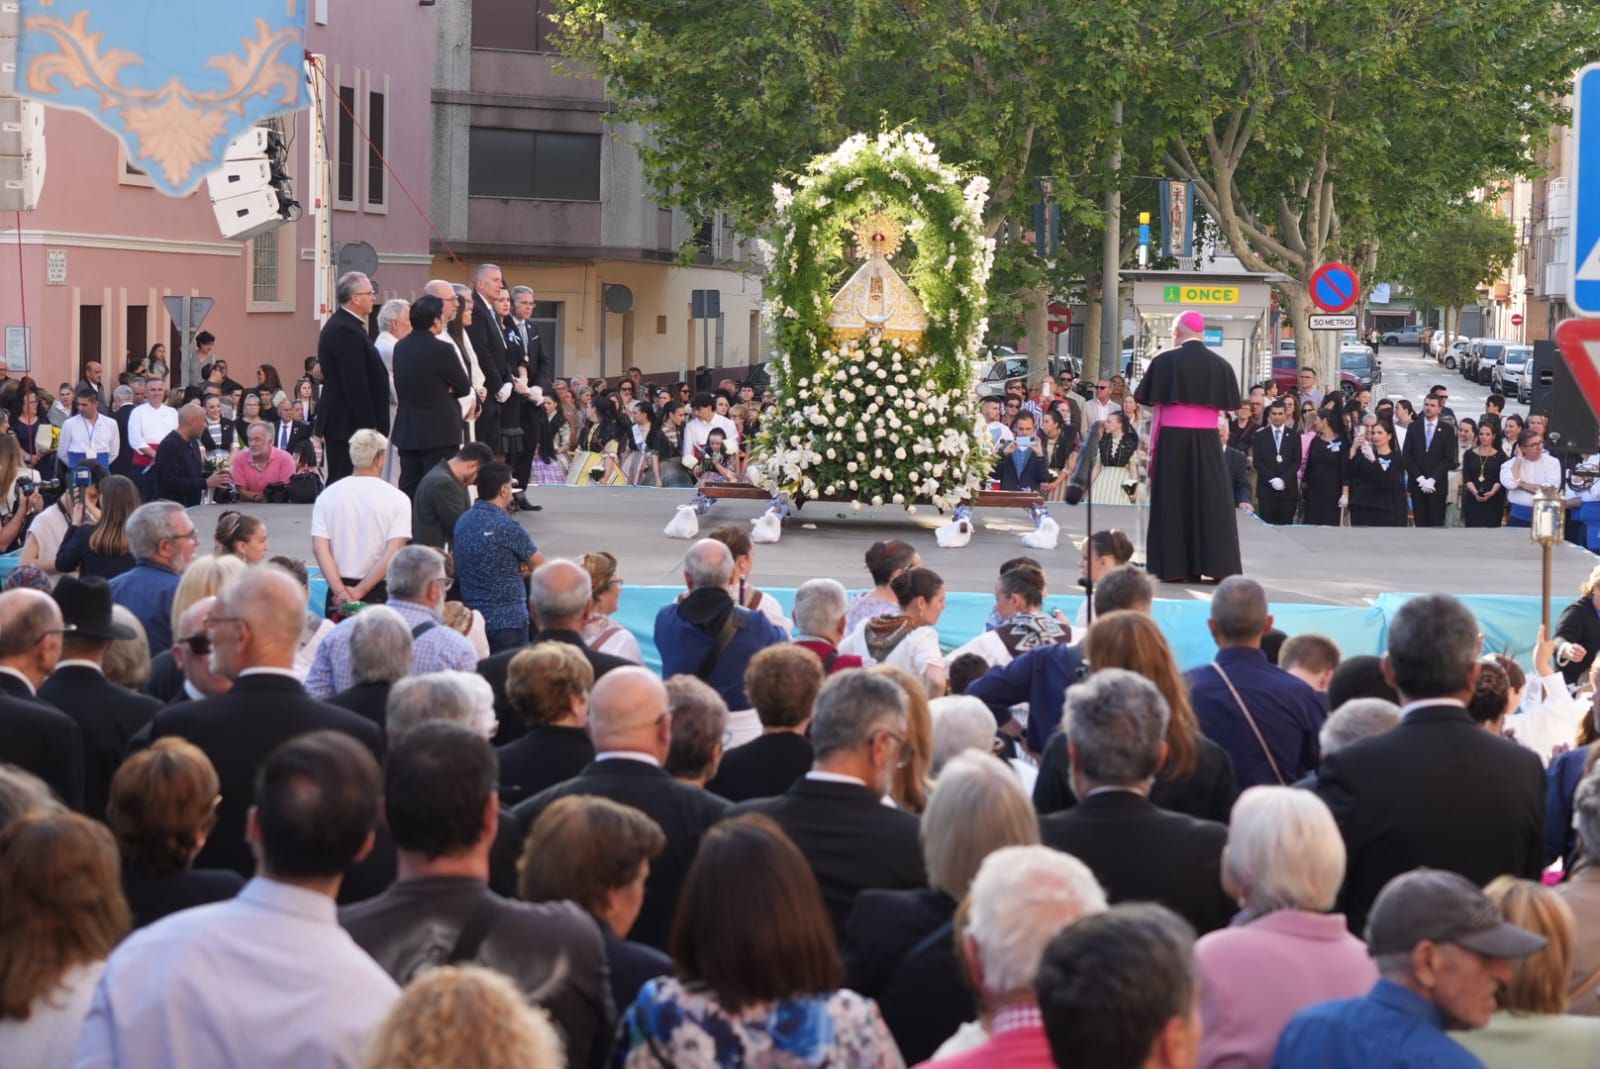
1492 343 1533 400
1339 346 1380 393
1382 325 1423 346
1272 353 1298 393
1460 337 1486 381
1475 340 1508 386
1437 337 1471 369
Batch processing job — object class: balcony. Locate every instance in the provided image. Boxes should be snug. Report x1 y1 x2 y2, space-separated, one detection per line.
1544 262 1568 300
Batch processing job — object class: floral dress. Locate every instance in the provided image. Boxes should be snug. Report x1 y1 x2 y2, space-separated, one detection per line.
614 978 904 1069
1090 431 1142 505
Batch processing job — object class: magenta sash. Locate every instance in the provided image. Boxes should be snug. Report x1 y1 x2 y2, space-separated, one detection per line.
1149 403 1223 480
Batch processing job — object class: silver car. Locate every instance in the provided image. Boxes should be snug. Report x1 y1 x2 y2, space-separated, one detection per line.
1492 343 1533 401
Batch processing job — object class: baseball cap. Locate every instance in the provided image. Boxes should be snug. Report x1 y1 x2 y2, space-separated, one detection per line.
1365 869 1548 959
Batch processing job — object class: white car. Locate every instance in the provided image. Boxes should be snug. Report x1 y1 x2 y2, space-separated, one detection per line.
1437 338 1471 369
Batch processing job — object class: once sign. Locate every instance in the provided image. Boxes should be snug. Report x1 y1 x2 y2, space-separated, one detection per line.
1161 284 1239 305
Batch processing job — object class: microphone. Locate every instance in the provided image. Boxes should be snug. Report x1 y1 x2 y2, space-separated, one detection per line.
1065 420 1103 505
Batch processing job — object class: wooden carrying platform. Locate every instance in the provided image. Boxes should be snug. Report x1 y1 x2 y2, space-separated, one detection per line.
698 482 1045 511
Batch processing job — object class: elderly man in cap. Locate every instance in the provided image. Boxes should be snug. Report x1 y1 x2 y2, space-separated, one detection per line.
1272 868 1548 1068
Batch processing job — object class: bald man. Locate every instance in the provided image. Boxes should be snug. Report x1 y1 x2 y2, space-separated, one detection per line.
1133 310 1243 583
511 667 729 948
0 589 84 809
142 566 384 875
153 402 232 506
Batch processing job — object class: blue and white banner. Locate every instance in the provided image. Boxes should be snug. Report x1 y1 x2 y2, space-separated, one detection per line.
16 0 307 195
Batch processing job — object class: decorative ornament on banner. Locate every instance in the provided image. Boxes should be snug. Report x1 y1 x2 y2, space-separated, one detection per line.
748 130 997 512
17 0 307 195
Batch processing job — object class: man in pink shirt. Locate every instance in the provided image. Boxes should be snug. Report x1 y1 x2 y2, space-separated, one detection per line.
229 421 295 502
912 846 1106 1068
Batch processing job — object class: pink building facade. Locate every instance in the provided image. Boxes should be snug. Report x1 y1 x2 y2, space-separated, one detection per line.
0 1 436 391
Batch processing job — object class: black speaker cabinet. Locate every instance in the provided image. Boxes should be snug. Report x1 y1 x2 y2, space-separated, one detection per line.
1534 338 1600 455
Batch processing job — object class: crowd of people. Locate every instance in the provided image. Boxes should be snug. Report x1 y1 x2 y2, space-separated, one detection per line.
2 485 1600 1068
975 361 1581 533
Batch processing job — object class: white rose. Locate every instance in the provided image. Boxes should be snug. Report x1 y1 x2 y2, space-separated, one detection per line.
871 495 883 506
895 447 907 461
856 430 868 442
847 461 858 472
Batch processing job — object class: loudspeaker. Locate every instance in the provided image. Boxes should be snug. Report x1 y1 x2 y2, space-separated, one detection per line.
1534 338 1600 455
211 187 286 241
205 158 273 199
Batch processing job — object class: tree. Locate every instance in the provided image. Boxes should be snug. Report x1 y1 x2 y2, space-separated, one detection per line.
1152 0 1595 383
548 0 1157 378
1384 202 1517 352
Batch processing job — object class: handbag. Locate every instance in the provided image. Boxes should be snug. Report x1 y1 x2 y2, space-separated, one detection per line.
1211 662 1288 785
287 471 322 504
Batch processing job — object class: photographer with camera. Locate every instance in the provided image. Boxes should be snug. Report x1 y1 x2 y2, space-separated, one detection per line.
152 404 233 508
0 436 43 553
55 473 138 579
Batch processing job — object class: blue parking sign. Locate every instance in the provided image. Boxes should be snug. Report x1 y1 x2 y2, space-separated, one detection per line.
1573 63 1600 316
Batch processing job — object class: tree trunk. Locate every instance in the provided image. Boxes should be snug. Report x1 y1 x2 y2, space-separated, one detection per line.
1281 285 1333 391
1082 278 1103 383
1024 283 1049 384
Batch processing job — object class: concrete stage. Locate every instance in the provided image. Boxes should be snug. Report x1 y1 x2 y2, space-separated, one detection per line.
219 486 1597 607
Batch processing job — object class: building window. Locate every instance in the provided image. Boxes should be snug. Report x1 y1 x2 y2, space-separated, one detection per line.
366 89 386 208
251 234 279 304
336 83 356 204
467 129 601 201
472 0 559 53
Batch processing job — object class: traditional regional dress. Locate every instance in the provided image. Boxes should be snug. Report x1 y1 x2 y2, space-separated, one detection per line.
1133 340 1242 582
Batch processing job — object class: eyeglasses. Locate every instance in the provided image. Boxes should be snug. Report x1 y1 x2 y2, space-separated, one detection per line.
1096 384 1110 391
167 528 200 543
178 633 213 656
875 729 913 769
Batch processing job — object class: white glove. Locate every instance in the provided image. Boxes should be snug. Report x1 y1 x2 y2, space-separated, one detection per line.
1362 443 1375 461
496 382 514 403
530 386 544 404
1269 477 1285 491
1337 492 1349 508
1416 477 1435 493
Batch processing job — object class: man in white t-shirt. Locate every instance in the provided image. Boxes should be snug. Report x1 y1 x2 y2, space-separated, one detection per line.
310 429 412 617
127 381 178 476
681 392 740 464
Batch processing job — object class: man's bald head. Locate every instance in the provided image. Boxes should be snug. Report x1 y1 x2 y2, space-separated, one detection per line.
588 667 670 757
178 402 206 436
177 595 217 641
423 279 456 300
528 559 592 629
213 566 308 674
683 539 734 590
0 589 61 657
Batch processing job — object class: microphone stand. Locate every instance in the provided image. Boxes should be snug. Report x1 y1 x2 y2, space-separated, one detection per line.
1065 420 1104 627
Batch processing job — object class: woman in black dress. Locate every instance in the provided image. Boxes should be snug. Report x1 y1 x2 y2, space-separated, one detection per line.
1460 421 1507 528
1300 406 1349 525
1348 419 1409 527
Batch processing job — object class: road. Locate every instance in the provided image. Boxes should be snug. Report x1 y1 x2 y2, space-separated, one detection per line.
1372 341 1530 421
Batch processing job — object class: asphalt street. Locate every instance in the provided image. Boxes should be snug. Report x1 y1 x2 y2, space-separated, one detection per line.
1371 340 1530 421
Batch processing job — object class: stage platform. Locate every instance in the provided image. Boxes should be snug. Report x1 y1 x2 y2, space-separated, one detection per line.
164 488 1596 672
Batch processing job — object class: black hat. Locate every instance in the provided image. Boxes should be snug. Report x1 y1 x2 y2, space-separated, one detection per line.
1366 868 1548 959
52 575 135 641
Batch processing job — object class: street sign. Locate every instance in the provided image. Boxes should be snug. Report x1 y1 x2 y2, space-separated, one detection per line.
1161 283 1239 305
1203 328 1224 346
1555 318 1600 420
1047 301 1072 334
1573 63 1600 315
1309 262 1360 314
1512 312 1525 327
162 296 213 332
1309 313 1358 330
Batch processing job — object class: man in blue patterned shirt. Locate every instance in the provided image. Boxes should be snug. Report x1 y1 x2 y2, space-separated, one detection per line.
453 462 544 654
304 544 477 698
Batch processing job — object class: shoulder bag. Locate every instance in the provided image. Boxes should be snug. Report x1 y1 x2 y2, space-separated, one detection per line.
1211 662 1288 786
444 894 501 965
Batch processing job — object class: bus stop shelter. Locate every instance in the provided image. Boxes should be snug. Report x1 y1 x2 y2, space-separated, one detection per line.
1124 270 1284 390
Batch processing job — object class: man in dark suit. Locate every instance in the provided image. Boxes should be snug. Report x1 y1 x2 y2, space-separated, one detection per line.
1039 669 1235 934
38 576 163 821
271 398 312 455
465 264 510 452
1315 593 1545 935
110 385 137 479
993 412 1052 492
1403 393 1457 527
730 671 925 939
482 560 632 746
153 403 231 507
1251 399 1301 525
141 566 384 876
0 589 84 809
1220 416 1253 510
509 286 552 393
706 645 818 802
513 668 728 949
315 271 390 483
391 294 471 498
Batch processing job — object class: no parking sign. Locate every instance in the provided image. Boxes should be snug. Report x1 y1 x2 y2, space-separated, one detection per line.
1309 263 1361 315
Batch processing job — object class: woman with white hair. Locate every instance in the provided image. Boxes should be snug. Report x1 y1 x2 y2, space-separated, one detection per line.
842 752 1040 1063
928 695 998 776
1194 787 1378 1069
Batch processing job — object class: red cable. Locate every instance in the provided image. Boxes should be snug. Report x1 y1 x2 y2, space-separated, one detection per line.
307 57 466 279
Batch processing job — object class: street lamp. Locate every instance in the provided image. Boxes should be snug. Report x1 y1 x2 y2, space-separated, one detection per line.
1531 485 1565 633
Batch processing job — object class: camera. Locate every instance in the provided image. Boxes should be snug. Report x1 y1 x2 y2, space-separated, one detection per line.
213 483 239 505
16 476 61 503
